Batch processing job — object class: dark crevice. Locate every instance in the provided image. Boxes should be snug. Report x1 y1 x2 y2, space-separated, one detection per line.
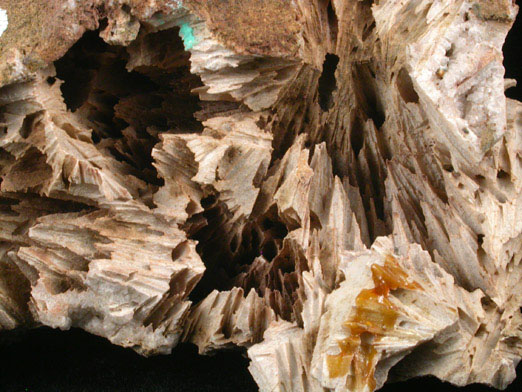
184 196 236 302
353 62 385 129
362 21 376 41
443 164 454 173
269 66 318 163
20 111 45 139
54 28 203 187
503 11 522 101
497 169 510 180
396 68 419 104
200 194 217 209
348 62 390 238
326 1 339 44
186 191 303 322
318 54 340 111
0 252 32 322
445 43 455 59
261 239 278 261
351 115 365 157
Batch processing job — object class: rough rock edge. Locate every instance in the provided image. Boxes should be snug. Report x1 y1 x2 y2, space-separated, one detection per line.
0 0 520 391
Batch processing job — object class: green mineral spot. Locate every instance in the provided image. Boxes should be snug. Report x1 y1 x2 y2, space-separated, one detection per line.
179 23 196 50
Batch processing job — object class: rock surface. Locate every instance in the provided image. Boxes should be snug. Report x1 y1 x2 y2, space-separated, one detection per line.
0 0 520 391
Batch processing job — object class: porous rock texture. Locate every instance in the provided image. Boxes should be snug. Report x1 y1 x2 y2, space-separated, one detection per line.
0 0 521 391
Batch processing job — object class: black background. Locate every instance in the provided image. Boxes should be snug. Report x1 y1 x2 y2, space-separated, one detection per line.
505 6 522 102
0 325 520 391
0 8 521 392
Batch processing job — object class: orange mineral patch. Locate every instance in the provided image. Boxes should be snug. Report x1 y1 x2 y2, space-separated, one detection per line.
326 255 422 390
371 255 422 296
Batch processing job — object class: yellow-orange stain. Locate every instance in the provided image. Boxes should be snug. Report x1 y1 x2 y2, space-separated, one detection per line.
326 255 422 390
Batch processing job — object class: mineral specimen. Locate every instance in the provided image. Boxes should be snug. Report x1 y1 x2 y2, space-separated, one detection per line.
0 0 520 391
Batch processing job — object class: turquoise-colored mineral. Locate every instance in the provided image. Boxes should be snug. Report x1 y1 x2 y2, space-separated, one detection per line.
179 23 196 50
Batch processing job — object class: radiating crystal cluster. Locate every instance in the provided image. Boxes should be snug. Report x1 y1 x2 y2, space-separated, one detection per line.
0 1 520 391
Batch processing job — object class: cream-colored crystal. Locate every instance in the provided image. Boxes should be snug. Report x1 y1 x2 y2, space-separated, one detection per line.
0 0 520 390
